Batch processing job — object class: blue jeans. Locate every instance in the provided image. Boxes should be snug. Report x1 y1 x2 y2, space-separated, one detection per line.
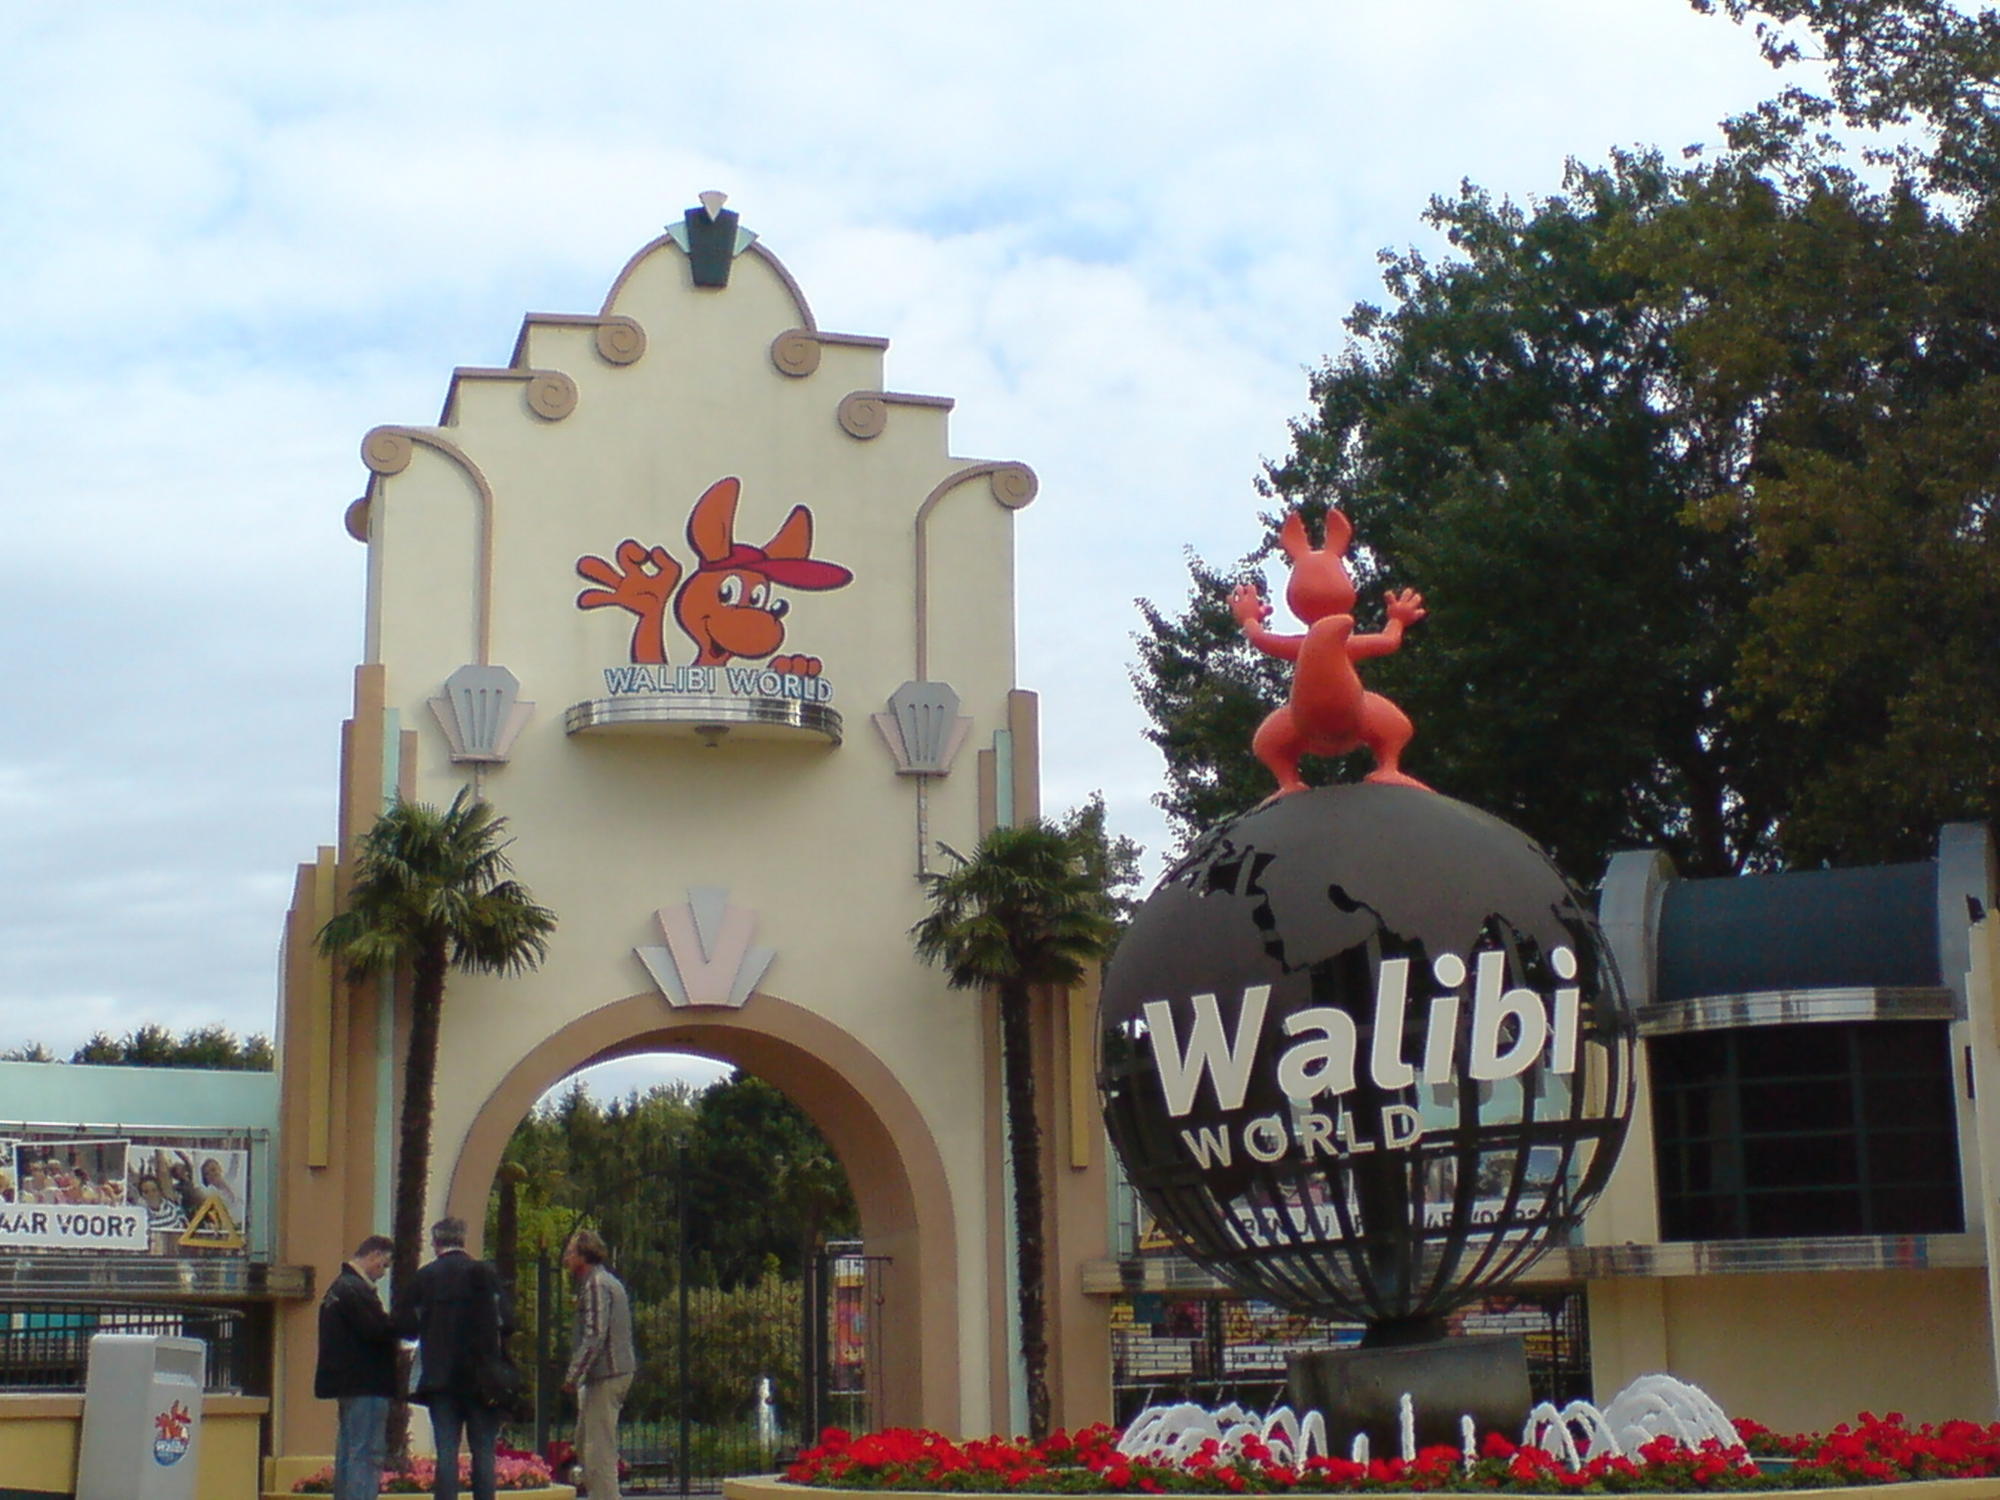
334 1395 390 1500
427 1393 500 1500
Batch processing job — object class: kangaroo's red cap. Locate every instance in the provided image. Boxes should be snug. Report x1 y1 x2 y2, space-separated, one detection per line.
696 544 853 590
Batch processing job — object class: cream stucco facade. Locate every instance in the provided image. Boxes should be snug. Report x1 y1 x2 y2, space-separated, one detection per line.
269 209 1112 1467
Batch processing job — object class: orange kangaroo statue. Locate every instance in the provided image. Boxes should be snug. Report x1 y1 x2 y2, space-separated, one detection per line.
1229 508 1430 796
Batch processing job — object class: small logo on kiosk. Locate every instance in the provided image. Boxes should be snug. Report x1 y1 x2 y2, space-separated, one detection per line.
153 1400 192 1466
577 476 854 684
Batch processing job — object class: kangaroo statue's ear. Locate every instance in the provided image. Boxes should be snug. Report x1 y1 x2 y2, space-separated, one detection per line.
1323 508 1354 555
686 478 741 563
1278 512 1311 562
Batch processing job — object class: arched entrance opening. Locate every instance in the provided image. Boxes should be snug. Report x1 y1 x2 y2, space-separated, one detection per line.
442 990 961 1437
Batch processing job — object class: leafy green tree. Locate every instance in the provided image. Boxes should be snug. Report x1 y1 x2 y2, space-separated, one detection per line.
317 789 555 1458
1142 153 1781 878
774 1149 852 1267
910 822 1116 1439
1138 123 2000 877
1693 0 2000 199
1674 0 2000 863
60 1025 274 1069
631 1273 803 1428
1056 792 1147 929
685 1073 857 1287
1619 166 2000 864
76 1025 176 1065
491 1070 856 1288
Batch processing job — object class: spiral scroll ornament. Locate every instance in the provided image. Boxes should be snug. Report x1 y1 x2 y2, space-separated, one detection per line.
343 497 371 542
836 391 888 439
361 427 414 475
593 318 646 366
989 464 1039 509
525 371 578 421
770 329 822 378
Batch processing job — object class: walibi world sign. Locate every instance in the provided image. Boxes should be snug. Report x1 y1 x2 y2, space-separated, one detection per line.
576 475 854 699
1098 786 1636 1332
1097 508 1635 1337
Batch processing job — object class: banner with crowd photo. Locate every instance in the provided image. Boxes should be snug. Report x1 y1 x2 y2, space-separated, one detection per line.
126 1144 250 1250
1 1139 146 1251
0 1139 17 1203
12 1139 131 1209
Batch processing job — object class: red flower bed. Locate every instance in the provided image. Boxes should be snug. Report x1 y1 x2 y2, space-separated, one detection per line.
779 1414 2000 1493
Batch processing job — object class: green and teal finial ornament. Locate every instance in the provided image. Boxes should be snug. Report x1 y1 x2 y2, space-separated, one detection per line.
667 191 758 287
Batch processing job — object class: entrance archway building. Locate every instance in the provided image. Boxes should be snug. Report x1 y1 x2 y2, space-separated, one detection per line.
270 205 1113 1465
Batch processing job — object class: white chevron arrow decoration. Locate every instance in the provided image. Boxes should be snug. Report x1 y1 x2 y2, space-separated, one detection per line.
637 887 776 1008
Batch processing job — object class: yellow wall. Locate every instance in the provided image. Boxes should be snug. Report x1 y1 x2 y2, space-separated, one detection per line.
0 1394 267 1500
1589 1269 1995 1432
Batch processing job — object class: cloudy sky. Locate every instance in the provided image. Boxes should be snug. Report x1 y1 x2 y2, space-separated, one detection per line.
0 1 1797 1097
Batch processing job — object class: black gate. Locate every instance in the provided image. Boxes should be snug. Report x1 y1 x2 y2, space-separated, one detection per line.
505 1195 887 1493
798 1246 888 1443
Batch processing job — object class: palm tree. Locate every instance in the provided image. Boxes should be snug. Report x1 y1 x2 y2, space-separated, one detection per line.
318 789 556 1451
910 821 1115 1439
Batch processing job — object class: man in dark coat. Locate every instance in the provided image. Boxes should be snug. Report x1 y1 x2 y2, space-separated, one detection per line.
394 1217 511 1500
315 1234 397 1500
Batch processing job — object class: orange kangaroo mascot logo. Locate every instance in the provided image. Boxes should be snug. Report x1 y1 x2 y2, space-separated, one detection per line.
1229 508 1429 795
576 477 854 670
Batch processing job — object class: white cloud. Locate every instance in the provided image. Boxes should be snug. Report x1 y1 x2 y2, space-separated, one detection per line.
0 0 1809 1056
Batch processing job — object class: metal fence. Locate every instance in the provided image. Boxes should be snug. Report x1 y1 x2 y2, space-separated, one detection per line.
509 1246 888 1495
0 1300 251 1393
796 1247 886 1448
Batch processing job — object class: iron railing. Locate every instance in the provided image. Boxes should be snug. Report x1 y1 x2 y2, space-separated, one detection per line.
0 1300 251 1393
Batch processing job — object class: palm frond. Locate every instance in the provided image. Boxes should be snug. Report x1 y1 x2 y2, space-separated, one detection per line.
910 821 1117 992
318 789 557 984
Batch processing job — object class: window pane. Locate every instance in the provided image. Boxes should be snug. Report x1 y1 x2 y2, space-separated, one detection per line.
1651 1020 1961 1241
1744 1133 1857 1186
1866 1023 1951 1074
1662 1193 1740 1240
1741 1081 1851 1133
1657 1033 1730 1083
1738 1025 1845 1079
1864 1131 1957 1186
1861 1075 1954 1132
1748 1189 1861 1237
1870 1185 1965 1235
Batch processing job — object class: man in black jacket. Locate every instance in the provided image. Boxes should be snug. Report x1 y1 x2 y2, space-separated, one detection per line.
315 1234 396 1500
395 1217 511 1500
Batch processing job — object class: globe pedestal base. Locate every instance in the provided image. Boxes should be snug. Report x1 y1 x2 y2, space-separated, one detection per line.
1287 1334 1531 1453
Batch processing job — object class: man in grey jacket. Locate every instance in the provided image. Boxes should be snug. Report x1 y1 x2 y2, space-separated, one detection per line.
562 1229 636 1499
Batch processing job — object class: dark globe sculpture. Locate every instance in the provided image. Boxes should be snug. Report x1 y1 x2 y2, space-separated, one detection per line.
1099 783 1635 1343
